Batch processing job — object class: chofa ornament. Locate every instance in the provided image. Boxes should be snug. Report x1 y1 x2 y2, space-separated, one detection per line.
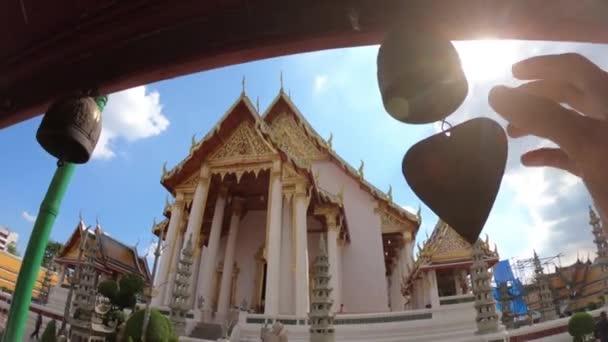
377 23 507 244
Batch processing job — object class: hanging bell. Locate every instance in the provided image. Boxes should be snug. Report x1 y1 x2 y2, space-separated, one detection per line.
377 25 468 124
36 95 106 164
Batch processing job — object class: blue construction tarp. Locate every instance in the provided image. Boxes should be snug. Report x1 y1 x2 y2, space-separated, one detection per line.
494 260 515 284
493 260 529 315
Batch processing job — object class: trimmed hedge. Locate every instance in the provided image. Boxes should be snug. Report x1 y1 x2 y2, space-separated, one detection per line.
123 308 176 342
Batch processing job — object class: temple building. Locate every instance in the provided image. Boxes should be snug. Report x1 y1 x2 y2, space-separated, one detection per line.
54 219 152 286
404 220 499 309
151 85 420 318
526 207 608 314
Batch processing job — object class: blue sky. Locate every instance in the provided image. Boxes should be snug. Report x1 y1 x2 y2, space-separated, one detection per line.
1 41 605 277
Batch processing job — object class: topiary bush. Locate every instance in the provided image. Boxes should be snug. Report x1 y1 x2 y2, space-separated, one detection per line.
123 308 176 342
41 319 57 342
568 312 595 342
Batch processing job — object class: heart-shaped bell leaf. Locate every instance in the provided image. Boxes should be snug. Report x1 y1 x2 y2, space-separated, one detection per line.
402 118 507 244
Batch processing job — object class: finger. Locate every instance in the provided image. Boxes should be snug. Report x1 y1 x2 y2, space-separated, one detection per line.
521 147 580 176
489 86 588 154
512 53 603 88
506 124 529 138
517 80 584 112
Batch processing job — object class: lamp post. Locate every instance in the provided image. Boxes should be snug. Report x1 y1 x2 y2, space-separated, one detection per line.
142 223 164 342
2 95 107 342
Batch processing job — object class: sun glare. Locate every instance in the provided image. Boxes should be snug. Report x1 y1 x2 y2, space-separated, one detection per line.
454 40 520 82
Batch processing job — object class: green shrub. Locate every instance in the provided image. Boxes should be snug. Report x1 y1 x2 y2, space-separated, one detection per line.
41 319 57 342
568 312 595 342
98 279 119 301
123 309 175 342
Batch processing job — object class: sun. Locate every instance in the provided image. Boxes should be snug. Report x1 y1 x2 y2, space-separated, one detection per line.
454 40 520 82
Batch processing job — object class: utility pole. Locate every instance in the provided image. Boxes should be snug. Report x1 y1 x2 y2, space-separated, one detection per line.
142 221 164 342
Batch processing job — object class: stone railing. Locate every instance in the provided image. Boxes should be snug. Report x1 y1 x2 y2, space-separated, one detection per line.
244 308 434 326
439 294 475 306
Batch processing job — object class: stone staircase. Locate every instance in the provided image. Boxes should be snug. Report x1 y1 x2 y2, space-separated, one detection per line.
189 322 224 341
45 286 69 313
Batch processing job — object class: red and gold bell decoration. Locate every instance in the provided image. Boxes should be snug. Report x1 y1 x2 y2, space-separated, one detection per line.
36 95 106 163
377 26 468 124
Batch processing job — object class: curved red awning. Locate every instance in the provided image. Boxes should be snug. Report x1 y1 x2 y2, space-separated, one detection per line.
1 0 607 128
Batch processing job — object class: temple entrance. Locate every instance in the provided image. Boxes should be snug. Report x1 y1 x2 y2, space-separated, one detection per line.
436 269 457 297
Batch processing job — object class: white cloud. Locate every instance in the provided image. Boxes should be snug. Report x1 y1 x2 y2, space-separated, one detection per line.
92 86 169 160
21 211 36 223
313 75 328 94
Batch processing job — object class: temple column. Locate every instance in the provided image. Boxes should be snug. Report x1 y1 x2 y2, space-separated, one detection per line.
200 186 228 318
183 165 211 251
154 192 185 307
293 183 310 316
57 266 66 286
264 161 283 315
427 270 440 308
217 197 244 317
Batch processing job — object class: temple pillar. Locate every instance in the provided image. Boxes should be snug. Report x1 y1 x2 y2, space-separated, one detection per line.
183 165 211 250
279 195 294 314
191 245 203 309
217 197 244 317
293 182 310 316
200 186 228 318
154 192 185 306
57 265 66 286
264 161 283 315
427 270 440 308
194 246 207 315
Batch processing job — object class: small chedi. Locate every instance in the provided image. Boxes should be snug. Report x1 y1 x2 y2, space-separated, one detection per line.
309 234 334 342
471 240 499 334
170 234 194 336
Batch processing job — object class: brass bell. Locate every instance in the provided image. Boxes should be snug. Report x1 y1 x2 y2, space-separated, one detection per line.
377 25 468 124
36 96 106 164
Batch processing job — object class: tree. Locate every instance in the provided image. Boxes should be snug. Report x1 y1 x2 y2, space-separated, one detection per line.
41 319 57 342
6 242 18 256
124 309 176 342
568 312 595 342
42 241 63 268
97 275 145 327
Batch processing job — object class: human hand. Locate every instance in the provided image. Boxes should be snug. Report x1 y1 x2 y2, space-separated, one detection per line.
488 53 608 223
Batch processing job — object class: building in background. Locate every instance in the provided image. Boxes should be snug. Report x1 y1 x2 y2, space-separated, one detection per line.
0 226 18 252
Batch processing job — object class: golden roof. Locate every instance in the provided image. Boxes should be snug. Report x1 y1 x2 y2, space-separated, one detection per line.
56 221 151 283
417 220 499 267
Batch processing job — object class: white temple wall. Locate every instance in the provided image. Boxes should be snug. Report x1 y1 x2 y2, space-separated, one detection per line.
279 197 294 314
312 160 389 313
234 210 266 310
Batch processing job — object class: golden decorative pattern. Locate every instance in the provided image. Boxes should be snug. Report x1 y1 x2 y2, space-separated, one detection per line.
210 121 274 160
432 227 471 256
270 112 324 166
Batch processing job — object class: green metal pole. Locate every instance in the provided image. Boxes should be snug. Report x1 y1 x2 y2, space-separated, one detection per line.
2 162 76 342
2 95 107 342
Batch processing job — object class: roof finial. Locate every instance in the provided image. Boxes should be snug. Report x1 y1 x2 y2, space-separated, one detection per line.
288 89 291 98
358 160 365 178
387 185 393 202
152 217 157 228
241 76 246 95
327 132 333 149
162 161 168 178
96 215 100 227
280 71 284 92
256 96 260 112
79 209 83 223
314 169 321 184
165 195 170 208
190 134 197 152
